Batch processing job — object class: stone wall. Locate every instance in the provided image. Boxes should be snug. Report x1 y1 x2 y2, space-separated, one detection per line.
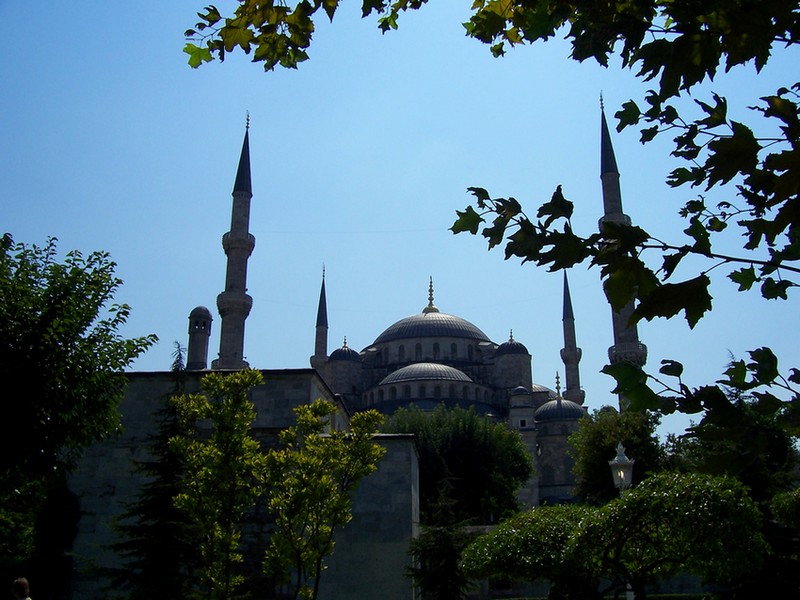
67 369 419 599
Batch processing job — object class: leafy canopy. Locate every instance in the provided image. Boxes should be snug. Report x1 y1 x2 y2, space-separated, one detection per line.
0 234 155 568
382 404 532 525
568 407 665 504
264 399 385 600
0 234 156 482
462 472 767 599
171 368 268 600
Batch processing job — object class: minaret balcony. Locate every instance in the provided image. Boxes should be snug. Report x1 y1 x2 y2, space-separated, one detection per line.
608 342 648 366
222 232 255 254
216 290 253 317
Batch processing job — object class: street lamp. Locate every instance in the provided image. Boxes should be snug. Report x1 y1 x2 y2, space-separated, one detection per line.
609 442 636 600
608 442 634 494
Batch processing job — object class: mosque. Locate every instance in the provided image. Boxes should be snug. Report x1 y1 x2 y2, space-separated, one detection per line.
67 108 647 599
182 106 647 504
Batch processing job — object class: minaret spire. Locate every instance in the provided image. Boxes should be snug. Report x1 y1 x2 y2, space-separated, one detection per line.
311 266 328 368
213 120 255 369
598 103 647 403
560 272 585 405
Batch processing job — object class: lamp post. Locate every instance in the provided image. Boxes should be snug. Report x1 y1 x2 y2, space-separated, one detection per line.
608 441 634 494
609 442 635 600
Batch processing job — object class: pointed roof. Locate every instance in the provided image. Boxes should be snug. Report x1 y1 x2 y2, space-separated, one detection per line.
600 107 619 176
562 271 575 321
316 269 328 328
233 125 252 195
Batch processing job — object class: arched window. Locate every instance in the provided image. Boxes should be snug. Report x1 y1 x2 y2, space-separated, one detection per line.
404 385 411 398
398 345 405 362
434 385 441 398
415 343 422 361
450 343 457 359
462 386 469 399
433 343 440 359
390 387 397 400
468 345 474 361
378 389 384 401
419 384 426 397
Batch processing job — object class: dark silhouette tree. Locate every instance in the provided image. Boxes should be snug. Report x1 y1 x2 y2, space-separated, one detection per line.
110 343 199 599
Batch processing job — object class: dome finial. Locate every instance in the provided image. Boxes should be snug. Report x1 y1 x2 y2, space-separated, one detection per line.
342 336 348 348
555 372 562 398
509 329 514 341
422 276 439 313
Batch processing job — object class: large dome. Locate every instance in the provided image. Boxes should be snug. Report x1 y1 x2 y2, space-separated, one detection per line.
373 311 491 344
380 363 473 385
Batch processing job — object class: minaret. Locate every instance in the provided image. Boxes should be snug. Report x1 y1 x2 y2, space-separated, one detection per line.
212 119 255 370
187 306 213 371
560 273 585 405
599 100 647 379
311 267 328 369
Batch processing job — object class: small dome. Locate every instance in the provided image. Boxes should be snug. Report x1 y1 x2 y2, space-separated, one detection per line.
329 339 361 362
189 306 212 318
380 363 473 385
534 397 585 422
509 385 530 396
495 334 529 357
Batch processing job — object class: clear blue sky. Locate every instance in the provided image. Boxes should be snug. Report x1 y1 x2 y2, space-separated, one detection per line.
2 2 798 437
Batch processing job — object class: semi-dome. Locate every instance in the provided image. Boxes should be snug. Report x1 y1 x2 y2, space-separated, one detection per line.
534 397 585 422
374 311 491 344
380 362 473 385
531 383 557 398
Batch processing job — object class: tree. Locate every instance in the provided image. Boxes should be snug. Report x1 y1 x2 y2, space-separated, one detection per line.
170 369 268 600
382 404 532 525
382 406 531 600
263 399 385 600
0 234 156 567
406 483 475 600
663 385 800 597
462 472 767 600
582 472 768 599
111 343 198 599
461 504 598 600
569 407 665 504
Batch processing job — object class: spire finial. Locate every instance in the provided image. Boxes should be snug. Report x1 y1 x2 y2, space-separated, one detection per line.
600 91 604 112
423 276 439 313
322 263 325 280
246 111 250 130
